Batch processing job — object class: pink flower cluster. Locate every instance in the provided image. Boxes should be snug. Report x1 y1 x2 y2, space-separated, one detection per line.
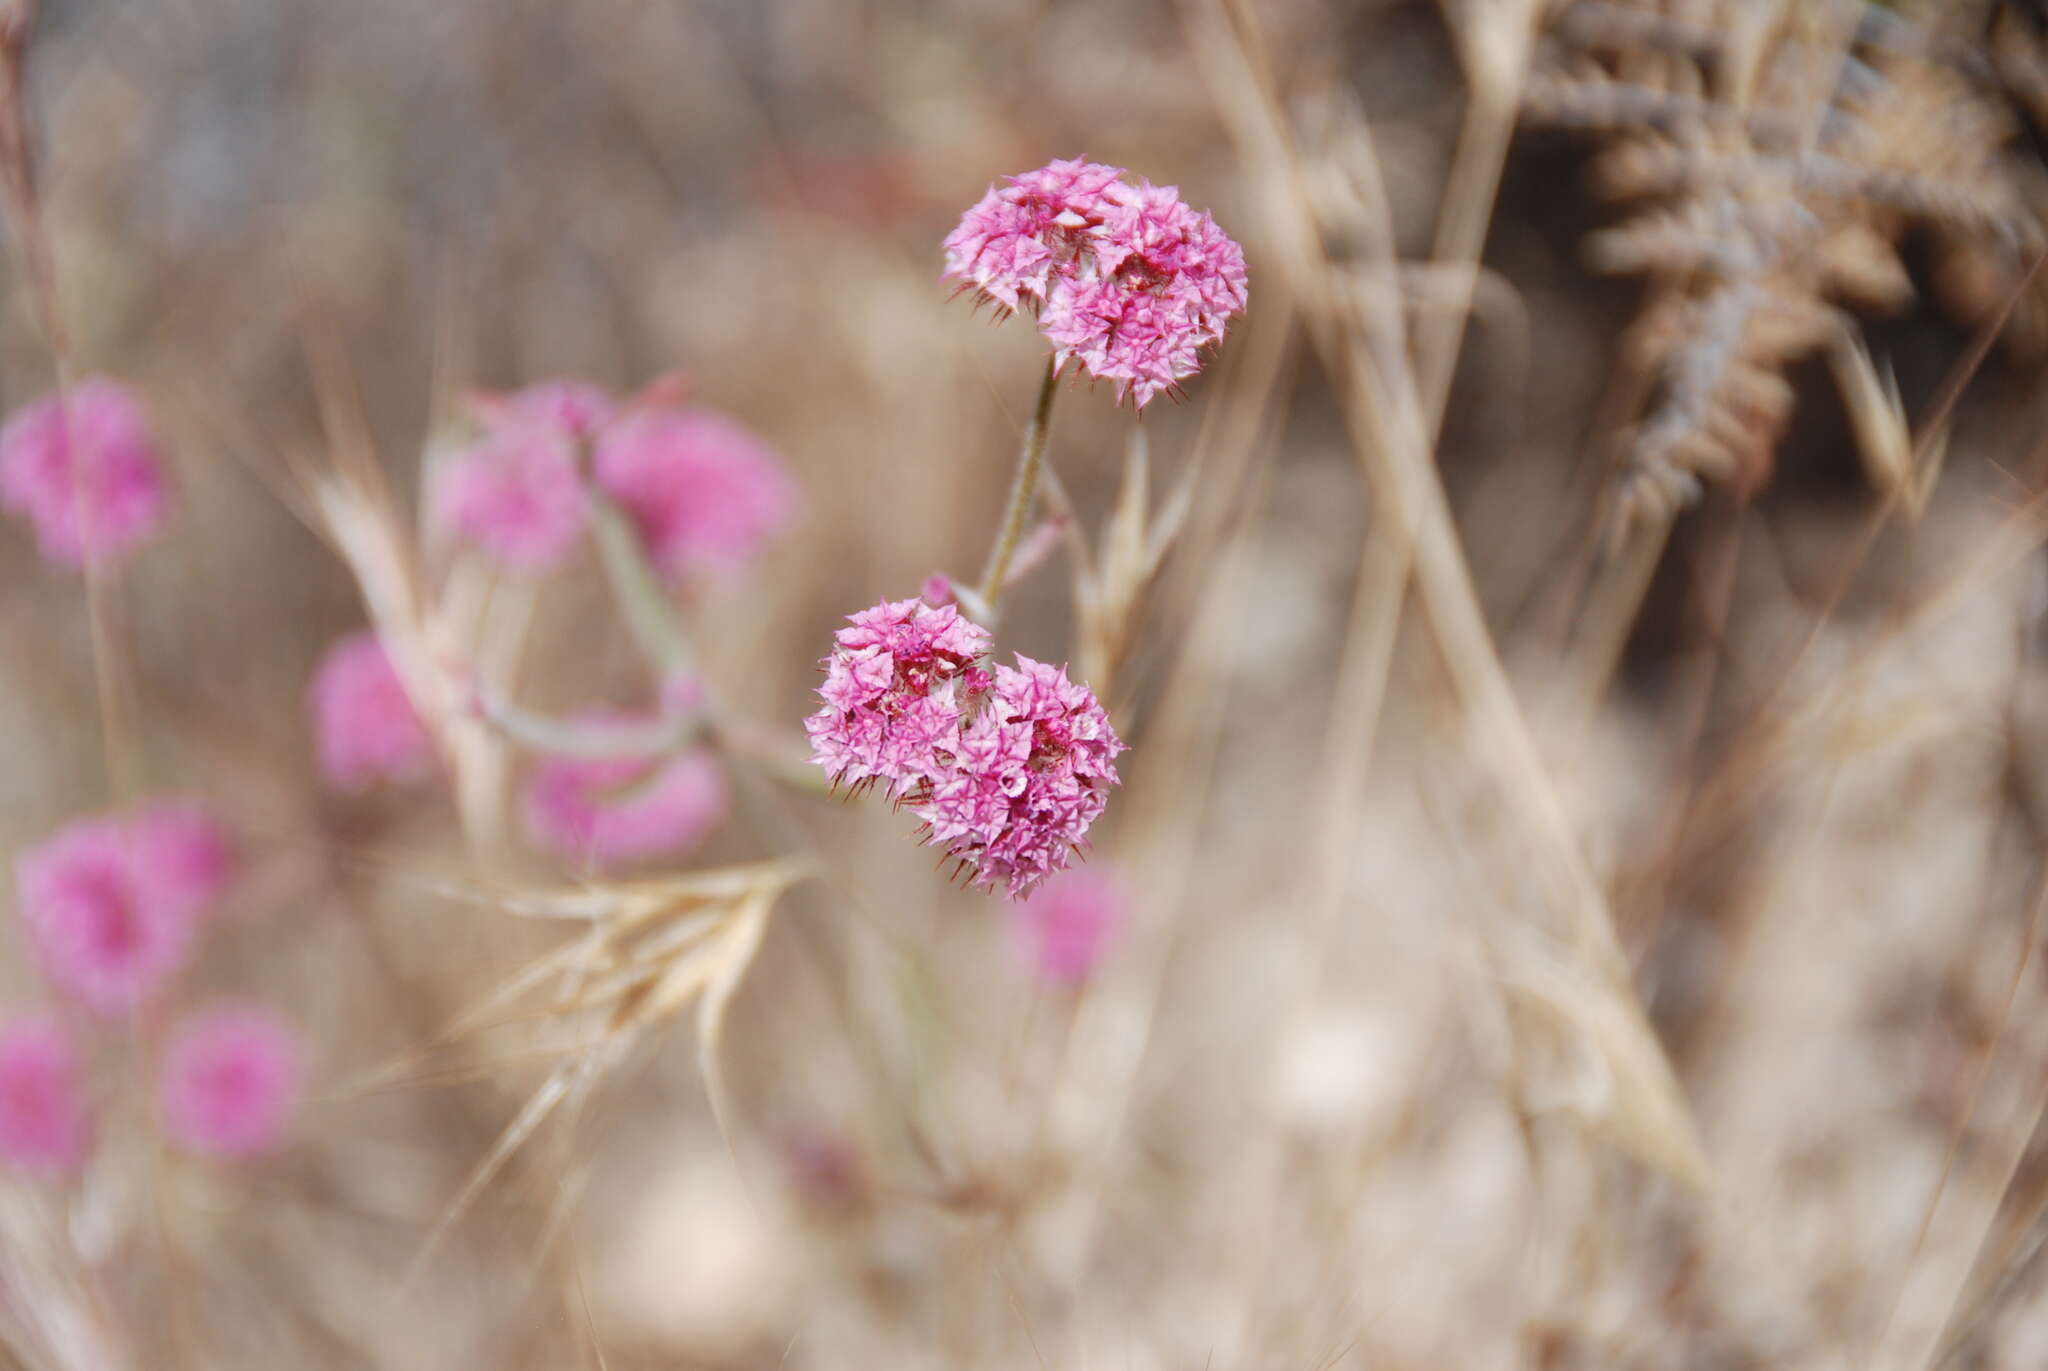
943 159 1248 407
523 710 729 869
1014 867 1124 985
431 378 796 579
4 801 303 1174
16 801 233 1015
803 597 992 796
0 1016 90 1175
308 631 436 791
805 598 1124 898
0 378 170 570
157 1003 302 1159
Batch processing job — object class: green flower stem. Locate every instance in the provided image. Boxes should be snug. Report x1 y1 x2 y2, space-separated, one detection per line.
478 691 700 759
976 354 1062 618
587 488 695 679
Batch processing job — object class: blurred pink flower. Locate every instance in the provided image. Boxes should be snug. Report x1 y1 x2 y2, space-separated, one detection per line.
308 630 435 790
15 804 233 1016
157 1003 301 1159
915 656 1124 899
126 798 234 925
469 379 615 440
0 1015 91 1176
523 719 729 867
804 597 992 796
943 161 1248 407
592 408 795 581
1014 867 1124 984
0 378 170 569
431 423 586 569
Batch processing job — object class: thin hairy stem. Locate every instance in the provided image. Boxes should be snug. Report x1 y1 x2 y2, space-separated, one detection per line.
976 354 1062 617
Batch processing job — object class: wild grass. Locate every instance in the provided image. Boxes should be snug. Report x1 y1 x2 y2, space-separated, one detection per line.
0 0 2045 1367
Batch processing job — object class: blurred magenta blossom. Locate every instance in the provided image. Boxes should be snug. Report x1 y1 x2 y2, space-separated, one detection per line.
157 1002 302 1159
0 378 170 570
523 711 730 868
16 801 233 1016
0 1015 91 1175
1013 866 1124 984
309 630 435 791
432 377 794 580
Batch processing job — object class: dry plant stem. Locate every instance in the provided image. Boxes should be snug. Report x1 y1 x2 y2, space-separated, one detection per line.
1416 0 1537 429
1220 0 1537 1305
1198 0 1708 1186
976 354 1061 618
1870 832 2048 1371
1630 254 2045 897
0 0 141 806
1042 285 1296 1272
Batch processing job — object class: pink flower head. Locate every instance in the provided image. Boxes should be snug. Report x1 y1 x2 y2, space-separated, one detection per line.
125 799 234 924
943 158 1126 311
469 379 616 441
431 422 586 569
523 718 730 868
943 162 1248 407
0 378 169 569
157 1003 301 1159
915 656 1124 899
1015 866 1124 984
592 408 796 581
0 1015 91 1176
308 631 435 790
804 597 993 795
15 804 233 1016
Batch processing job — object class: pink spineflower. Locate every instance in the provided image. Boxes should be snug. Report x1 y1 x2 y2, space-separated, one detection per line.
15 805 232 1016
943 160 1248 407
431 422 586 569
592 408 796 581
803 597 993 796
1014 867 1124 984
308 630 435 790
915 657 1124 899
157 1003 301 1159
0 378 169 569
943 158 1126 310
523 716 730 868
0 1015 91 1176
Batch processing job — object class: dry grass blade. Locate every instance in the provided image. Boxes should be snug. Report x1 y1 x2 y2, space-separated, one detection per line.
1827 329 1947 521
400 859 810 1281
1191 0 1710 1188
